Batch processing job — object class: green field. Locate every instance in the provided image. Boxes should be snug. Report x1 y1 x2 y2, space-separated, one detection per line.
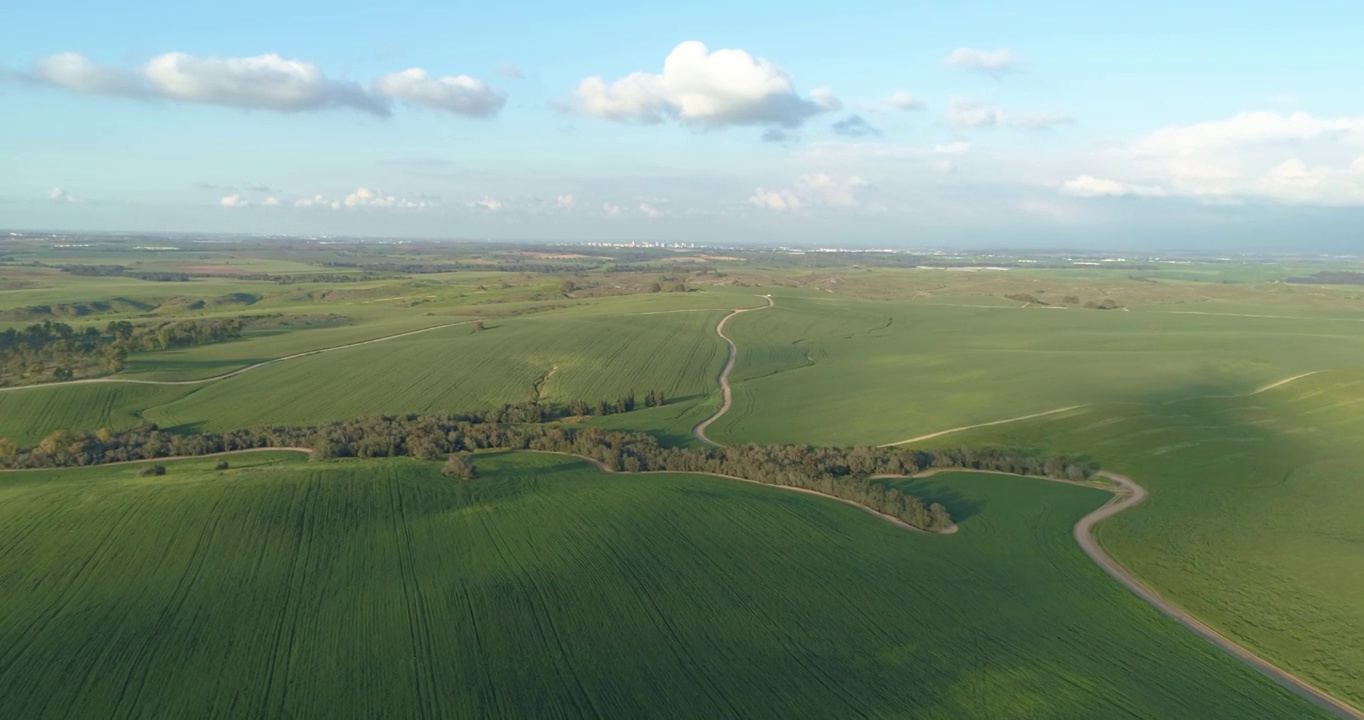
0 451 1324 718
710 292 1364 446
4 240 1364 716
940 368 1364 709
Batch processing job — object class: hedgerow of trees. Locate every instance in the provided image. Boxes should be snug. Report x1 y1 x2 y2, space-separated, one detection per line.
0 318 244 386
0 406 1095 533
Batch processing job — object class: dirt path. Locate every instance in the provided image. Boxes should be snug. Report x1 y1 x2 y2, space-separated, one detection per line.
880 406 1089 447
691 295 774 446
0 319 481 393
1073 471 1362 719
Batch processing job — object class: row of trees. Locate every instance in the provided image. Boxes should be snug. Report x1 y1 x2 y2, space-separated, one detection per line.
1 411 1095 532
0 318 245 385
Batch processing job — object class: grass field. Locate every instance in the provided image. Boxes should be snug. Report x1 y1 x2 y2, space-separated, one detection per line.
938 368 1364 709
137 308 727 432
707 292 1364 446
0 451 1323 718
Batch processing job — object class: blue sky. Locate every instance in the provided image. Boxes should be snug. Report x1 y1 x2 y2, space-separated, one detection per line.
4 0 1364 248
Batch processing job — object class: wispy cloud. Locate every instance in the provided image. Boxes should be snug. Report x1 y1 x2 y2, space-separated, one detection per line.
14 51 504 118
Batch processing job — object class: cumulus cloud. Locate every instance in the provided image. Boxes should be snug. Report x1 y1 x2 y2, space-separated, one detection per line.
638 202 661 218
472 196 503 211
575 41 839 129
373 68 506 117
943 48 1021 76
555 194 575 209
261 196 280 206
832 114 882 138
887 90 925 111
220 193 248 207
601 202 623 218
1064 112 1364 205
18 51 503 118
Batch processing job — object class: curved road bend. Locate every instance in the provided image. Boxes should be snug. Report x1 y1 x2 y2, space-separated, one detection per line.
691 295 774 445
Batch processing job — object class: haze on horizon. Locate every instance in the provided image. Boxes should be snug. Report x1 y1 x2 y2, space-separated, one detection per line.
3 1 1363 251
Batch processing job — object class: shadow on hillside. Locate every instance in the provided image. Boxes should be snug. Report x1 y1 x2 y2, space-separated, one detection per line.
893 479 985 523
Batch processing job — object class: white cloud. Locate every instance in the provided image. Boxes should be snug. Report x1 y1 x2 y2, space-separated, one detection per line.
46 187 83 203
21 51 502 118
472 196 503 211
638 202 661 218
555 194 575 209
220 193 248 207
261 196 280 206
602 202 623 218
1060 175 1166 198
749 187 800 211
498 64 523 80
943 48 1021 76
143 52 387 114
933 141 970 154
1065 112 1364 205
31 52 146 98
290 188 431 210
373 68 506 117
749 173 867 210
947 99 1006 128
575 41 838 128
887 91 925 111
1131 112 1364 157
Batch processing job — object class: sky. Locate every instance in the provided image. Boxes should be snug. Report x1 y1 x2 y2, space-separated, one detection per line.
3 0 1364 249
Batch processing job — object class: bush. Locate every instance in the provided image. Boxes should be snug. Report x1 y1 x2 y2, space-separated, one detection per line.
214 460 229 471
137 464 166 477
441 454 478 480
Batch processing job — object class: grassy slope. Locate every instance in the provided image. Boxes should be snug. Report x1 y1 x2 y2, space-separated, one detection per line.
0 383 197 446
939 369 1364 709
710 292 1364 446
138 308 726 432
0 451 1321 719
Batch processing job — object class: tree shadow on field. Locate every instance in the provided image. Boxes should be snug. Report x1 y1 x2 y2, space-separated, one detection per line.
894 479 985 523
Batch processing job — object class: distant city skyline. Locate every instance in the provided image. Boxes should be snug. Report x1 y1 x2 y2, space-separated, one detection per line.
4 1 1364 250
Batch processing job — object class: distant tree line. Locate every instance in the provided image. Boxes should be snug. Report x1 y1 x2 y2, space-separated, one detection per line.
56 264 190 281
316 261 604 275
0 318 244 386
0 406 1095 533
1285 271 1364 285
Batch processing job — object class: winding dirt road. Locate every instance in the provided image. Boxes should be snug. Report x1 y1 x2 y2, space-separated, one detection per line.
0 319 480 393
1075 472 1362 719
691 295 774 446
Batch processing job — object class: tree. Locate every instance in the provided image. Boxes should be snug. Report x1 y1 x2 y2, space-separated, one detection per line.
559 279 577 294
0 438 16 464
647 282 662 293
929 503 952 530
214 460 230 471
442 453 478 480
137 464 166 477
473 321 485 331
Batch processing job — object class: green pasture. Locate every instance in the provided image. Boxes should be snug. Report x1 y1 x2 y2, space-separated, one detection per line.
942 368 1364 708
0 451 1321 718
707 292 1364 446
